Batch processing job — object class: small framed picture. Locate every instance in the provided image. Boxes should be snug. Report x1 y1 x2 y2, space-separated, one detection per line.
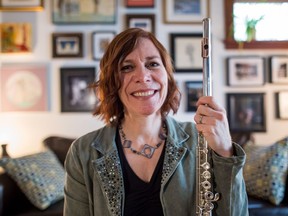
92 31 115 60
125 0 154 7
0 0 44 11
269 56 288 84
51 0 116 24
0 23 32 53
52 33 83 58
226 93 266 132
185 81 202 112
60 67 96 112
170 33 202 73
227 56 265 86
163 0 210 24
126 14 155 34
276 91 288 119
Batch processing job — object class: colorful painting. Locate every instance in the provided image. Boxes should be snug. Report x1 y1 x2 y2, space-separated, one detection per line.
0 64 49 111
0 23 32 53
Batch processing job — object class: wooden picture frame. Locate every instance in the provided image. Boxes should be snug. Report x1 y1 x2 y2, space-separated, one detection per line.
52 33 83 58
269 56 288 84
227 93 266 132
170 33 202 73
125 0 154 8
126 14 155 34
92 31 115 60
0 0 44 11
51 0 116 24
276 91 288 119
0 23 32 53
185 81 202 112
227 56 265 86
0 63 49 111
60 67 96 112
163 0 210 24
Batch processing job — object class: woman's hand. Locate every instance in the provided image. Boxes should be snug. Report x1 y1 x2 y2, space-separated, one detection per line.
194 96 233 157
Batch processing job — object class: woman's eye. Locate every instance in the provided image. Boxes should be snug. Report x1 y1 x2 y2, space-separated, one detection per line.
146 62 159 69
120 65 133 72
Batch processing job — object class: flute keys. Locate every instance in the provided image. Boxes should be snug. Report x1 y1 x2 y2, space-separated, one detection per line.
202 170 211 179
201 180 211 190
201 162 210 170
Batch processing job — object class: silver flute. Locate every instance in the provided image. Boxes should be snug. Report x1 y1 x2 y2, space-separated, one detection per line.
195 18 220 216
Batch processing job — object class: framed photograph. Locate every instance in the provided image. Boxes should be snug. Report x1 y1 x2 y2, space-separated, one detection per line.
52 33 83 58
163 0 210 24
170 33 202 73
0 0 43 11
0 63 49 112
126 0 154 7
185 81 202 112
269 56 288 84
60 67 96 112
51 0 116 24
226 93 266 132
126 14 155 34
0 23 32 53
276 91 288 119
92 31 115 60
227 56 265 86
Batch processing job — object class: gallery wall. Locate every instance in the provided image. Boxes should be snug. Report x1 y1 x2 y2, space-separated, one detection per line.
0 0 288 157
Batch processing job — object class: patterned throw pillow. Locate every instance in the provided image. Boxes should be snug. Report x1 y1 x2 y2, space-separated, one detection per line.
243 137 288 205
0 150 65 210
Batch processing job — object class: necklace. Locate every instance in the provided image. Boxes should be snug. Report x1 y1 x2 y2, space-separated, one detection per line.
118 122 167 159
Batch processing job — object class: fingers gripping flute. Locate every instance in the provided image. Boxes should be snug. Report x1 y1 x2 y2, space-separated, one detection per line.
196 18 220 216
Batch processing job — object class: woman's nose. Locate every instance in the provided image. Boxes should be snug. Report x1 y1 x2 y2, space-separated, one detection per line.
134 65 151 83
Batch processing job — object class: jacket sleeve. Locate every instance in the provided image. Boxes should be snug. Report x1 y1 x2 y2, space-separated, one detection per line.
63 142 91 216
212 143 249 216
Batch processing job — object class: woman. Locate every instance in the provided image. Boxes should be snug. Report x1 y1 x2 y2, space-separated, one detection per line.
64 28 248 216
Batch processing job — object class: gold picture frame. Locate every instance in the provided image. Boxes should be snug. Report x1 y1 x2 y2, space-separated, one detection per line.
0 0 44 11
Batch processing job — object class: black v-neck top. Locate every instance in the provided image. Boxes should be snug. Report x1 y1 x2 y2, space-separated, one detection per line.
116 129 165 216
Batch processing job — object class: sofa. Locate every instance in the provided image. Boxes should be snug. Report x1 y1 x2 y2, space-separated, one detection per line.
0 134 287 216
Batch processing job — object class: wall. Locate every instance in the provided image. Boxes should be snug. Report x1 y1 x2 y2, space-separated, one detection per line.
0 0 287 157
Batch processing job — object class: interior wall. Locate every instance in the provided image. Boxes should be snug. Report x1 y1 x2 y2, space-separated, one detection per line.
0 0 287 157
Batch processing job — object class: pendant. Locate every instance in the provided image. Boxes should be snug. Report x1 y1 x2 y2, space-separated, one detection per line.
140 144 156 159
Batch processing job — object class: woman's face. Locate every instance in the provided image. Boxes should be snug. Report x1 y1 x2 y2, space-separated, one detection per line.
118 38 168 118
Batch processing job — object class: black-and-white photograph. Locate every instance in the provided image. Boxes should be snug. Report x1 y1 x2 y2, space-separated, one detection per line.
185 81 202 112
269 56 288 84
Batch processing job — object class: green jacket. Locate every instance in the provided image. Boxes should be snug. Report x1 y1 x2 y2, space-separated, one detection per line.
64 116 249 216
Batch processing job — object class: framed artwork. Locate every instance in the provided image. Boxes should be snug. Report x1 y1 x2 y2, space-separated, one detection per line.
269 56 288 84
0 23 32 53
276 91 288 119
170 33 202 73
92 31 115 60
0 0 43 11
125 0 154 7
226 93 266 132
60 67 96 112
51 0 116 24
227 56 265 86
126 14 155 34
0 63 49 112
163 0 210 24
52 33 83 58
185 81 202 112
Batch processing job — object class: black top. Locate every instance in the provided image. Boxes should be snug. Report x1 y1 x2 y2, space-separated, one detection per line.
116 129 165 216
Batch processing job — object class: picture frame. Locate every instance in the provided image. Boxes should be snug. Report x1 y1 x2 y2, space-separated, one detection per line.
170 33 202 73
92 31 115 60
51 0 116 24
125 0 154 8
269 56 288 84
227 56 265 86
226 93 266 132
185 81 202 112
0 63 49 112
0 23 32 53
275 91 288 119
60 67 96 112
52 33 83 58
0 0 44 11
163 0 210 24
126 14 155 34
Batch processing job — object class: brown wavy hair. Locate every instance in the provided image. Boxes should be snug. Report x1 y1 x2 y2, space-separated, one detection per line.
91 28 181 126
